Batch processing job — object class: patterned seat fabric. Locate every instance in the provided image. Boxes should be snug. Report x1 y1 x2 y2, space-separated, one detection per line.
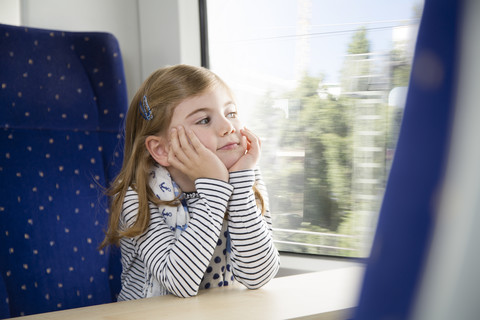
0 276 8 318
0 23 127 317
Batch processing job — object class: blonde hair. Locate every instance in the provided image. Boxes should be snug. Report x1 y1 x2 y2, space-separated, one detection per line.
100 65 263 248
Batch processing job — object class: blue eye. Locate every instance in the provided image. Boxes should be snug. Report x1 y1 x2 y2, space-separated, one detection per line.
227 112 237 118
197 117 210 125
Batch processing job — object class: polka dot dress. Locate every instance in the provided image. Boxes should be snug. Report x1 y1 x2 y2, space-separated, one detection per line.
200 222 234 289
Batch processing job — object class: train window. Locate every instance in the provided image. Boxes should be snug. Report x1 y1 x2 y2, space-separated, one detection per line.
204 0 424 257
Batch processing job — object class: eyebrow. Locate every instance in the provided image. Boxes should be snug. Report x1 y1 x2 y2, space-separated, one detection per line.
185 102 236 119
185 108 209 119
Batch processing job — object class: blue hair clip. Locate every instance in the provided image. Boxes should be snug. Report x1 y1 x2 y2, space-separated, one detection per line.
139 95 153 120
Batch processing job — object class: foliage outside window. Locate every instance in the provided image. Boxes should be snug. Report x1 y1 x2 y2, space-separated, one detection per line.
207 0 423 257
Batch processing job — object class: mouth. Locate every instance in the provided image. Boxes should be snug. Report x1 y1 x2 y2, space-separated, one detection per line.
218 142 240 151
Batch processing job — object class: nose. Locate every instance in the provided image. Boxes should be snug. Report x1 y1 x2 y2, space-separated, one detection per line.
218 117 235 136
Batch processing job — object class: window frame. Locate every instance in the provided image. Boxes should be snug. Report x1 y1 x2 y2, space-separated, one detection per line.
198 0 421 261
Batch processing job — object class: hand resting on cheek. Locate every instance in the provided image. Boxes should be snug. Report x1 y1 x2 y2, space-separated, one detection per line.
167 126 229 183
228 127 261 173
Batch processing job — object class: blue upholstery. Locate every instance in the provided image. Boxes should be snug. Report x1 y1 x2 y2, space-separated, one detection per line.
353 1 463 319
0 23 127 317
0 276 9 319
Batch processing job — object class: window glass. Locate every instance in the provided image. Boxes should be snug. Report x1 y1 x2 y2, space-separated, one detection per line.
207 0 424 257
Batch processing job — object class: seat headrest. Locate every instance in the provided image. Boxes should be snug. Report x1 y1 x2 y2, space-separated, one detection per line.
0 23 128 132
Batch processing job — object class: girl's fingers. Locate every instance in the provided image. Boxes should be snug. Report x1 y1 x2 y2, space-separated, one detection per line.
177 126 193 151
168 126 228 181
169 126 206 166
167 148 181 168
186 128 205 152
169 127 190 163
242 127 260 144
241 127 261 152
169 128 180 153
241 135 249 152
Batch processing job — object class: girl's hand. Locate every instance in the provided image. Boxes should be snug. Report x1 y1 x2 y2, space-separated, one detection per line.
167 126 229 182
229 127 261 172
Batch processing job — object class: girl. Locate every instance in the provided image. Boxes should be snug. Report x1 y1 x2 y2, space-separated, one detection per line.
101 64 280 300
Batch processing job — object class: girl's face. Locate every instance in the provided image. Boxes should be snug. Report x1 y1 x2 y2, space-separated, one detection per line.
168 86 246 169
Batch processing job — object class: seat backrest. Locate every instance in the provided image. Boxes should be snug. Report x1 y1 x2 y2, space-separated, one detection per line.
0 276 9 319
352 1 463 319
0 23 127 317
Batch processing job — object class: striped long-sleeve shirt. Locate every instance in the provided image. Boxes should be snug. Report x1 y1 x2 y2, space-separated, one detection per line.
117 168 280 300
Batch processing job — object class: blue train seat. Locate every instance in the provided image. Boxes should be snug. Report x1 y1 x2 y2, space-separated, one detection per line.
0 23 127 317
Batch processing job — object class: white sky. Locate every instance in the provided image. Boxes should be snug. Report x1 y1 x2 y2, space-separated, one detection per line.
208 0 422 80
207 0 424 120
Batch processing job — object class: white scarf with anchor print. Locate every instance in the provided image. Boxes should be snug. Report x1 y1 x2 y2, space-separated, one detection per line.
144 163 190 297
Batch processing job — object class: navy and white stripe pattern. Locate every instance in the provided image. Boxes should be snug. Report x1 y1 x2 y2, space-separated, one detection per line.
117 168 279 300
228 170 279 289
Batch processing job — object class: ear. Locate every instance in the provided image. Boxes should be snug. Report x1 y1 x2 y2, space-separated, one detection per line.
145 135 170 167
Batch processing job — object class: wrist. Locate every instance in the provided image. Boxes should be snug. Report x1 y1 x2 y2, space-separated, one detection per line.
228 169 255 187
182 191 199 199
167 167 196 192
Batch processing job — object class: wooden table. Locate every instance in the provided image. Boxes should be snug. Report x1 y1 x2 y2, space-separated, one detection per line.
18 266 364 320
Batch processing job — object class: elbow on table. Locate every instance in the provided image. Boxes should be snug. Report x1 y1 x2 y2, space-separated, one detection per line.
167 284 201 298
239 276 273 290
237 264 280 290
170 289 199 298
